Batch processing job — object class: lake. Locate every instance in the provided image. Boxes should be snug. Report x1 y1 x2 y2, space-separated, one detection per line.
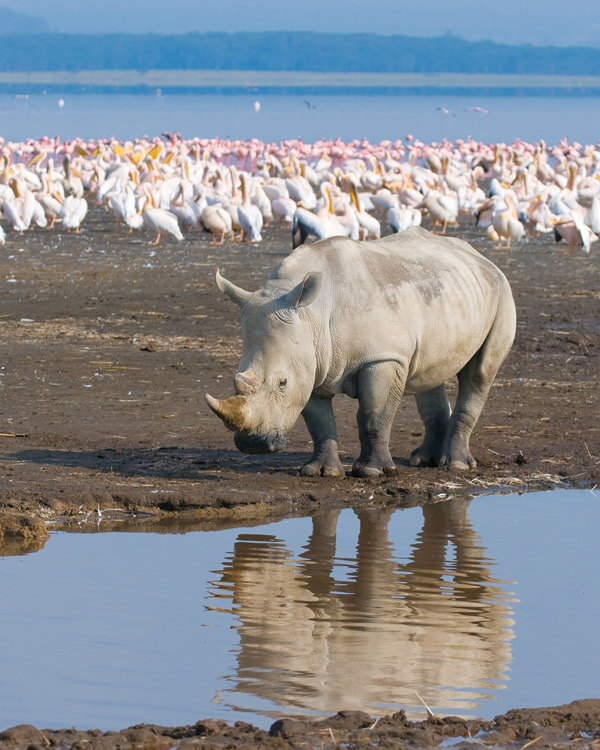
0 488 598 732
1 93 600 145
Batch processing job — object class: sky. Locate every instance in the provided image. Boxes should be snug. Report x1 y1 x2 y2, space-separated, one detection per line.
2 0 600 47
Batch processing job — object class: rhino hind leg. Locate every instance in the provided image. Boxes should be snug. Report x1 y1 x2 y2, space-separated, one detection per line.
439 363 488 470
300 395 345 477
440 292 516 470
352 361 406 478
410 385 451 467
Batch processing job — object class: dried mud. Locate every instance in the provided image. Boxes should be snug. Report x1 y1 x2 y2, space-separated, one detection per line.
0 207 598 746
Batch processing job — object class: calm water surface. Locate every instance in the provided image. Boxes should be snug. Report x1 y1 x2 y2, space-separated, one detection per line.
0 488 598 731
1 93 600 144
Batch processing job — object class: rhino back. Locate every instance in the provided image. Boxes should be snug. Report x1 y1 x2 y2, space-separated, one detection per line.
269 228 513 393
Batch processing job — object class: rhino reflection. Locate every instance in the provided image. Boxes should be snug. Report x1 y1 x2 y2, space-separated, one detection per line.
208 499 515 718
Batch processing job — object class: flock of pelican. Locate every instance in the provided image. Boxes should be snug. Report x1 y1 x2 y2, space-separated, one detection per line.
0 133 599 253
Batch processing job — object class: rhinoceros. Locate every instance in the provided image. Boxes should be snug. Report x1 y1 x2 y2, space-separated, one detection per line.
205 226 516 477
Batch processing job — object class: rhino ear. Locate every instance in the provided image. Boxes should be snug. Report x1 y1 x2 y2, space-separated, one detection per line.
284 272 322 310
215 268 252 307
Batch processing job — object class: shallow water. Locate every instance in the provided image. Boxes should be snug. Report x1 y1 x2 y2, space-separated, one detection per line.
2 93 600 144
0 488 598 731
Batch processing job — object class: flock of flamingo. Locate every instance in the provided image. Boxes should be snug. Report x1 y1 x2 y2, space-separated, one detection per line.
0 132 599 253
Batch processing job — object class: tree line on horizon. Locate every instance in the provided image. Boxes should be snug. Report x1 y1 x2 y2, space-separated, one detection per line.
0 32 599 74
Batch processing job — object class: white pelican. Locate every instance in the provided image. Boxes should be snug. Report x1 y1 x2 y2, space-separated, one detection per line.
62 155 84 198
237 173 263 242
292 184 353 248
142 186 183 244
108 183 143 231
2 179 32 232
285 170 317 210
349 184 380 239
201 204 232 244
491 193 526 248
421 189 458 234
271 196 296 226
60 194 88 232
36 176 63 228
251 184 273 225
388 204 422 233
552 210 598 254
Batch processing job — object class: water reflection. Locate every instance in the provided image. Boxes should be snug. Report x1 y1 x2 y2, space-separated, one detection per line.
208 498 516 720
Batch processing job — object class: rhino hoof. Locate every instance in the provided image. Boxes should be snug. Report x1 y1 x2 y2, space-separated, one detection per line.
409 451 432 467
351 462 396 478
352 464 382 477
300 462 344 477
439 454 477 471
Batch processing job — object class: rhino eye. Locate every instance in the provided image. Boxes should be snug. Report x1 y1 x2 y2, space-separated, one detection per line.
279 378 288 389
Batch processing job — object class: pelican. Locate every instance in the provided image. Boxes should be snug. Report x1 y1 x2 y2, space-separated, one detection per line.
251 184 273 225
271 196 296 226
36 176 63 228
349 184 380 239
62 155 84 198
2 179 32 232
388 204 422 233
142 186 183 244
285 169 317 210
552 209 598 254
60 194 88 232
291 183 352 248
201 204 232 245
237 173 263 242
421 189 458 234
491 193 526 248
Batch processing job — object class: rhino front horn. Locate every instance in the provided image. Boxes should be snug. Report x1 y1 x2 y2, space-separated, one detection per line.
205 393 248 431
215 269 252 307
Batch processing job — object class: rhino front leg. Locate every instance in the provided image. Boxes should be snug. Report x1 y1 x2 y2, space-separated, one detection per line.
352 361 406 477
300 395 345 477
409 385 451 466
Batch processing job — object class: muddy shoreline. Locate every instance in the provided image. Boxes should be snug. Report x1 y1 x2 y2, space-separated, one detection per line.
0 207 598 552
1 699 599 749
0 208 598 746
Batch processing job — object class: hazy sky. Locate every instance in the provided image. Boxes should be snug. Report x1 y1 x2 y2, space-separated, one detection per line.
3 0 600 47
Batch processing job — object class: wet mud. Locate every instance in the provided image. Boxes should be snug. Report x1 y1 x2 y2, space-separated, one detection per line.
0 208 598 745
1 700 599 749
0 206 598 544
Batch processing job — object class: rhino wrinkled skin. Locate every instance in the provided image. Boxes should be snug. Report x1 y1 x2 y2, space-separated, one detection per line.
205 227 516 477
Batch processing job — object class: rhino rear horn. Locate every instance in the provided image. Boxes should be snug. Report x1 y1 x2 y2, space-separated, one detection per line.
215 269 252 307
234 370 260 395
205 393 248 431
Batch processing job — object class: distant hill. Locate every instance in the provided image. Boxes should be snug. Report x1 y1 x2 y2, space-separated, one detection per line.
0 31 600 74
0 6 49 35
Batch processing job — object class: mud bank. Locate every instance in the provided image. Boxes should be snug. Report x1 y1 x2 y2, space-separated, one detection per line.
1 700 599 749
0 208 598 551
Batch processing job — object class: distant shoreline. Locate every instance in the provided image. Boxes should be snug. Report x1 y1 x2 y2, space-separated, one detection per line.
2 70 600 96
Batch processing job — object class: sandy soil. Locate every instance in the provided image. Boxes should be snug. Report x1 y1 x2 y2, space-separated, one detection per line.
0 207 598 746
